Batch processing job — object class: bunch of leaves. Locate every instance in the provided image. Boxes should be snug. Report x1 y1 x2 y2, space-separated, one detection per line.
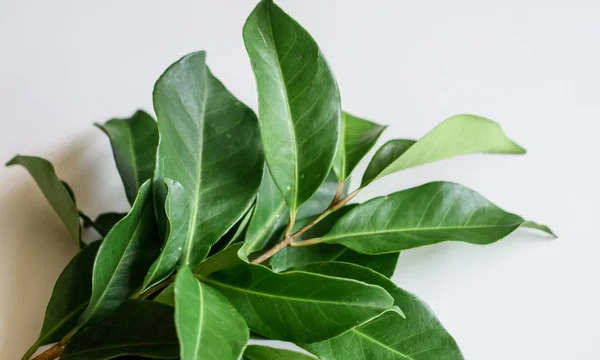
9 1 554 359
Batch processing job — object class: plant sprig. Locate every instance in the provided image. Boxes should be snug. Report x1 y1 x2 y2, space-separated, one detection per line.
8 1 554 360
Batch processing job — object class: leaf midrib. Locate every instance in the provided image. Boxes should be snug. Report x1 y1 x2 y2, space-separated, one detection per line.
324 222 522 242
350 327 417 360
63 341 178 357
201 277 387 309
264 2 299 211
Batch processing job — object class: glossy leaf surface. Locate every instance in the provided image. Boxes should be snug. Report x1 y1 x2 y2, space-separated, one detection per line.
201 263 394 343
79 181 160 326
175 267 248 360
143 179 185 289
194 243 244 277
22 242 100 359
96 110 158 204
304 263 463 360
271 206 398 277
243 0 341 212
334 112 386 182
240 170 341 261
62 300 178 360
153 50 263 267
243 345 315 360
322 182 529 254
6 155 80 247
362 114 525 185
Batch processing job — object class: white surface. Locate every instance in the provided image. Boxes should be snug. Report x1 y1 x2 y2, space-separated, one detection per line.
0 0 598 358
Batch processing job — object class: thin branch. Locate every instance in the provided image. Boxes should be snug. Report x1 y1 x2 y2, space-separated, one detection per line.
32 343 63 360
289 237 322 247
251 187 363 265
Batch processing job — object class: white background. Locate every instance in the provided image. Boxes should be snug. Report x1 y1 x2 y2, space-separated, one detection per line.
0 0 598 358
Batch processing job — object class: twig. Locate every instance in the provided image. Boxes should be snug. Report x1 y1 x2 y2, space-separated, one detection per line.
31 343 63 360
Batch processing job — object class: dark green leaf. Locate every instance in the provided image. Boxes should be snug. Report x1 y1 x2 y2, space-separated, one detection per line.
200 263 394 343
22 242 100 360
78 181 160 326
62 300 178 360
321 181 545 254
362 115 525 185
243 0 341 213
243 345 315 360
334 112 386 182
301 262 463 360
143 179 185 289
93 212 127 236
153 50 263 267
209 205 254 257
240 170 342 261
175 267 248 360
6 155 80 247
96 110 159 204
271 206 398 277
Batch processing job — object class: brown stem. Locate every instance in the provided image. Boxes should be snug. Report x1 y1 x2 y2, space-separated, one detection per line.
251 187 362 265
32 343 63 360
289 237 322 247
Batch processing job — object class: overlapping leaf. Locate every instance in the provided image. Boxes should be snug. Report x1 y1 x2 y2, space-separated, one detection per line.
6 155 80 247
175 267 248 360
301 262 463 360
362 114 525 185
243 345 315 360
79 181 160 326
96 110 158 204
321 181 552 254
240 170 341 261
243 0 341 213
62 300 178 360
201 263 394 343
22 242 100 360
271 205 398 277
334 112 386 182
153 50 263 267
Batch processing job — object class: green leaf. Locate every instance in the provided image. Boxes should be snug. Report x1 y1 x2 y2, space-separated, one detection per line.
194 243 245 277
240 170 343 261
321 181 537 254
209 205 255 257
6 155 80 247
200 263 394 343
78 181 160 326
153 50 263 267
521 220 557 237
362 114 525 185
243 345 315 360
22 242 100 360
62 300 178 360
82 212 127 237
175 267 249 360
243 0 341 214
334 112 386 182
143 179 185 289
271 206 398 277
96 110 159 205
301 262 463 360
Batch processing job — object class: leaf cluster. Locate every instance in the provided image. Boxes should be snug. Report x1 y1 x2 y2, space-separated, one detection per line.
8 1 553 359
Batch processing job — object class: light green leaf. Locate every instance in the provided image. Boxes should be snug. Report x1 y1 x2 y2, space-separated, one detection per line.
243 345 315 360
301 262 463 360
521 220 557 237
240 170 341 261
194 243 245 277
321 181 542 254
6 155 80 247
362 114 525 185
243 0 341 214
96 110 159 204
62 300 178 360
271 205 398 277
22 242 100 360
153 50 263 267
200 263 394 343
79 181 160 326
175 267 248 360
334 112 386 182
